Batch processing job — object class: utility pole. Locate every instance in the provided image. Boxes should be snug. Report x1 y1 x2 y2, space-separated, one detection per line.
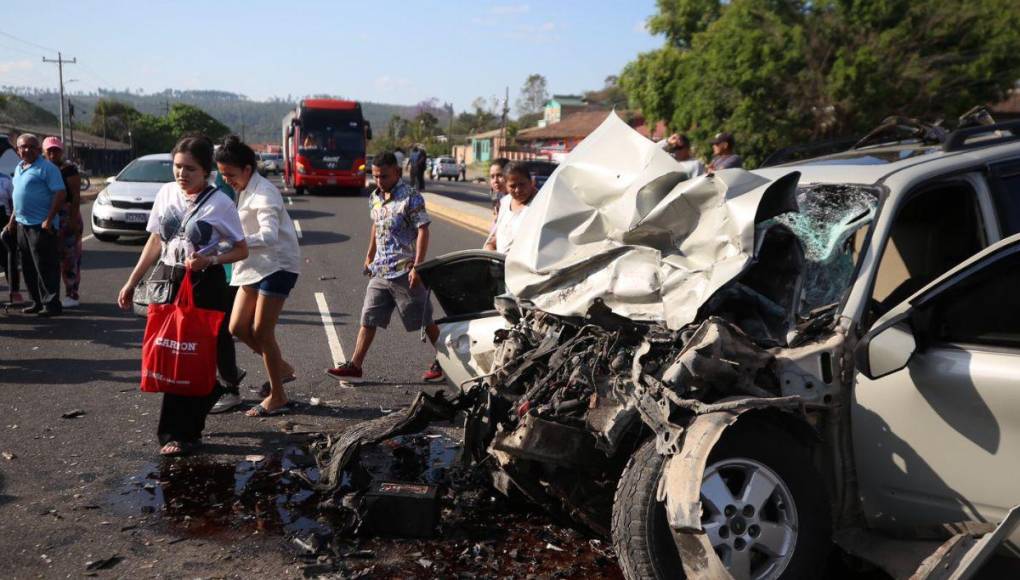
500 86 510 156
67 100 75 159
42 52 76 143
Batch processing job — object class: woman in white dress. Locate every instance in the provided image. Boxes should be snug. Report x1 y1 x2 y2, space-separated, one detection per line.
484 162 537 254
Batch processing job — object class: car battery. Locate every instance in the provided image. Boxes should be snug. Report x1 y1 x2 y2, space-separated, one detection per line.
359 481 441 538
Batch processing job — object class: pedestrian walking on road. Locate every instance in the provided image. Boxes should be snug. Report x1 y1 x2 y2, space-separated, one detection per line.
708 132 743 171
0 170 21 304
117 135 249 456
410 146 428 191
215 136 302 418
326 152 444 383
457 159 466 182
42 137 83 309
4 134 66 316
484 162 537 255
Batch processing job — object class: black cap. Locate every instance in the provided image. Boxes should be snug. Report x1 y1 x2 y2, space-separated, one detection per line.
710 132 734 146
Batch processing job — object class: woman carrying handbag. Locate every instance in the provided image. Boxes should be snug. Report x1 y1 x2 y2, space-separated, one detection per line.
117 135 248 456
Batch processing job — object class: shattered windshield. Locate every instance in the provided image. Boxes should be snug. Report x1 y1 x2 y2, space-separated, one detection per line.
763 184 878 316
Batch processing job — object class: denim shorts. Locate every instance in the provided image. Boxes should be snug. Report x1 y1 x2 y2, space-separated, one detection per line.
248 270 299 298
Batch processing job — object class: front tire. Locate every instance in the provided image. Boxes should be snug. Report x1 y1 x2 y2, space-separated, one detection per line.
612 421 831 580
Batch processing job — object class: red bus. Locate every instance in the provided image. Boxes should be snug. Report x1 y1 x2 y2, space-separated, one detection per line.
282 99 372 194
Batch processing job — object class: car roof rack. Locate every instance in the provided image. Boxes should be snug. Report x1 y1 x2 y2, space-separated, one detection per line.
760 137 860 167
852 116 946 150
942 120 1020 153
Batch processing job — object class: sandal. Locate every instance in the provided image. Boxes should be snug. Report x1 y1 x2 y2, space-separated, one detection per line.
251 375 297 398
246 402 291 417
160 440 201 456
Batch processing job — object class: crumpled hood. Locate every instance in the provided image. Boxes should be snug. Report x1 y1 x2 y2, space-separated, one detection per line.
505 112 799 330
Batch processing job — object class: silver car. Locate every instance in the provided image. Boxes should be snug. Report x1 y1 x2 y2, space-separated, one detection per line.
416 113 1020 579
91 154 174 242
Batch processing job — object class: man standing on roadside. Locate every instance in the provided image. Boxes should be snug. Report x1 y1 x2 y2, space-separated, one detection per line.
326 152 444 383
3 134 66 316
42 137 83 308
708 132 743 171
0 169 21 304
663 133 706 179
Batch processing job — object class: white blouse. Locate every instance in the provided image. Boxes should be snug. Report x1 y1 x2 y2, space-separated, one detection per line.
230 172 301 286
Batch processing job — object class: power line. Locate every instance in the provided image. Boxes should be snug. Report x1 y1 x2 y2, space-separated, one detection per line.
0 39 44 59
0 29 57 54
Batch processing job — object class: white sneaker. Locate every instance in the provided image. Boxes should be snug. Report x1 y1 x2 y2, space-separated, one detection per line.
210 392 243 414
61 297 80 308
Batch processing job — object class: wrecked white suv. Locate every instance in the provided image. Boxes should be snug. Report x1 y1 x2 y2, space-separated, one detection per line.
410 114 1020 579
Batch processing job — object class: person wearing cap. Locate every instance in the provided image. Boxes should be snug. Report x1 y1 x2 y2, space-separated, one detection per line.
708 132 743 171
663 133 706 179
3 133 66 316
42 137 83 308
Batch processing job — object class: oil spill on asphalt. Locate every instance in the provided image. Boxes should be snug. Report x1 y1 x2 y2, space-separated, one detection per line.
109 434 622 578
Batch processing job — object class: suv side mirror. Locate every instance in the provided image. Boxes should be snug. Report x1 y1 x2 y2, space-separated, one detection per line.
855 320 917 380
106 176 117 184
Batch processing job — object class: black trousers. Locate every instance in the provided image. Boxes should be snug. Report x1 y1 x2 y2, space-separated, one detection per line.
155 264 241 445
0 210 19 293
17 224 60 310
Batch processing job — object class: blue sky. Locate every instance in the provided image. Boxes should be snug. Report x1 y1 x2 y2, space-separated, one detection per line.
0 0 661 112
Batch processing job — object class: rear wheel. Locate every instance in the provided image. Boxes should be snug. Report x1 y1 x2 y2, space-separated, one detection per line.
93 232 119 242
612 422 831 580
295 186 306 196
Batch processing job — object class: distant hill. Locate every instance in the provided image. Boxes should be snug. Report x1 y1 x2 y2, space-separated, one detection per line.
0 94 60 127
2 88 451 145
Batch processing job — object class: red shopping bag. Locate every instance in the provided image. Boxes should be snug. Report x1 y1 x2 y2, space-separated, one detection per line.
140 269 224 396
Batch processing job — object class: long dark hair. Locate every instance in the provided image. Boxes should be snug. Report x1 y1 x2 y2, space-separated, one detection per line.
214 134 258 172
171 134 215 176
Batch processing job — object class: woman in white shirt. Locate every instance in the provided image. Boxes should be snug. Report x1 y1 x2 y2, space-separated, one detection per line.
215 136 301 417
484 162 537 254
117 135 249 456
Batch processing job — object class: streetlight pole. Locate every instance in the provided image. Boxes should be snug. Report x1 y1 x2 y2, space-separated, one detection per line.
66 79 79 159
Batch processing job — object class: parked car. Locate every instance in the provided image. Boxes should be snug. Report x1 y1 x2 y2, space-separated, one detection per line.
412 114 1020 579
91 154 176 242
518 159 558 189
0 135 17 177
431 156 459 180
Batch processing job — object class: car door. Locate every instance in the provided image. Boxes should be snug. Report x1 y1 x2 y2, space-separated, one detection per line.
415 250 508 392
853 234 1020 537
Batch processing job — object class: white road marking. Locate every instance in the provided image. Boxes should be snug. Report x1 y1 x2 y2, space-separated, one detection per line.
82 234 94 242
314 292 347 365
286 197 293 206
294 220 303 239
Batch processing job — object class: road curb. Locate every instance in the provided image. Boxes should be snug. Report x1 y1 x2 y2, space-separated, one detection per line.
424 194 490 236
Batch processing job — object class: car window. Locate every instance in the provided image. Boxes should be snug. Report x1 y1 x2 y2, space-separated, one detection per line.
923 250 1020 349
871 182 985 313
989 160 1020 235
118 159 174 183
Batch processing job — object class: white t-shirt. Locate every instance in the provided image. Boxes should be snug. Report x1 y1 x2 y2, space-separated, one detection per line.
146 182 245 267
231 172 301 286
489 195 531 254
677 158 706 179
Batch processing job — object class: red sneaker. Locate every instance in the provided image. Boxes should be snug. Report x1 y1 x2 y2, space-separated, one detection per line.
421 360 444 383
326 362 363 380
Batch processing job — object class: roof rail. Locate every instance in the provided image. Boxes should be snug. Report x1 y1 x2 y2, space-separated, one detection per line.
760 136 859 167
942 120 1020 153
852 116 946 150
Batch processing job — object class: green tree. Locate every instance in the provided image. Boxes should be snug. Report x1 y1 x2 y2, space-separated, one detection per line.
621 0 1020 166
515 74 549 117
165 103 230 141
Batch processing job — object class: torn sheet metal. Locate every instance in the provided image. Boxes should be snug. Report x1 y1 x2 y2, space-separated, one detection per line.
504 112 801 330
912 505 1020 580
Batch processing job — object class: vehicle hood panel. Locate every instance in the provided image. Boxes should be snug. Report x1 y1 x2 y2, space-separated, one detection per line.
105 180 165 200
505 112 800 330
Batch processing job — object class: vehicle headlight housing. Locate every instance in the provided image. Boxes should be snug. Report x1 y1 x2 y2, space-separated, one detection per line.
95 189 112 206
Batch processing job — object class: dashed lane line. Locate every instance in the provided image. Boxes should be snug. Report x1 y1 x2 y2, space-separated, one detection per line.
314 292 347 366
294 220 303 239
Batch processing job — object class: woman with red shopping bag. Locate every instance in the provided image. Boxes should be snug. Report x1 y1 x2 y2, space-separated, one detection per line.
117 135 248 456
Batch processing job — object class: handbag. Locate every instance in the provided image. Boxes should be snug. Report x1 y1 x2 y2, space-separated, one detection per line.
140 269 224 397
133 186 217 308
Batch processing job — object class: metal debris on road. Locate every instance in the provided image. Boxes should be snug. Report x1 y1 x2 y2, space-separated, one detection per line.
84 554 123 571
61 409 86 419
2 451 14 460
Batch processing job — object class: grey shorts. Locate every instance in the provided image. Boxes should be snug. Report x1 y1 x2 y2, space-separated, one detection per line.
360 273 433 331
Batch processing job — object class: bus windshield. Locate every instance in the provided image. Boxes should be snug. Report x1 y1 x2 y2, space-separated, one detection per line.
298 109 365 156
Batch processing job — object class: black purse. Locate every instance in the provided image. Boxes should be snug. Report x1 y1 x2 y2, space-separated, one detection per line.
133 186 217 310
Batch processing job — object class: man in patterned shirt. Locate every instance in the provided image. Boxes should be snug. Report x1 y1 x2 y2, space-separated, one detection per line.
326 152 444 382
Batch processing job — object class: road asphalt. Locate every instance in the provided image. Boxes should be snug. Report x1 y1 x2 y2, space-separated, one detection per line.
0 176 497 578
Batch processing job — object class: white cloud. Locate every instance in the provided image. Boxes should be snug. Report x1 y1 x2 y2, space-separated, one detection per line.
633 20 647 33
0 59 33 75
490 3 530 15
